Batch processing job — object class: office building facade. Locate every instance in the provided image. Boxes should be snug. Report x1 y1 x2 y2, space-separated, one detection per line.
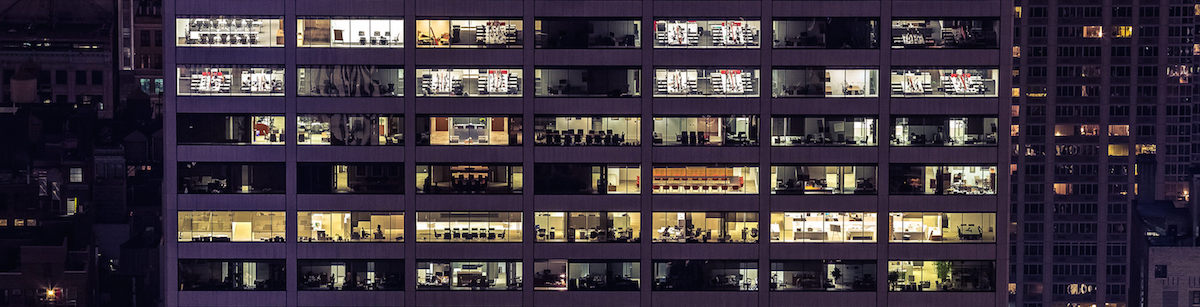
1009 1 1198 307
163 0 1011 306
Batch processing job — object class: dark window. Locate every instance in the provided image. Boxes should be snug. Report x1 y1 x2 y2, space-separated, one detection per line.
532 260 641 291
653 260 758 291
297 163 403 194
178 259 286 291
534 19 641 49
770 260 877 291
178 162 285 194
298 260 404 291
1155 265 1168 278
774 18 880 49
533 164 639 195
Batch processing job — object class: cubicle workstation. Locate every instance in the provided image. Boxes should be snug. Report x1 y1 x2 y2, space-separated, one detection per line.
772 68 879 98
416 260 523 290
652 212 759 243
178 162 285 194
175 16 284 47
890 19 999 49
416 68 522 97
886 260 995 292
892 116 999 146
770 165 878 195
296 18 403 48
653 260 759 291
533 117 640 147
534 212 640 243
417 116 522 146
653 20 761 48
177 211 286 242
296 163 404 194
653 68 760 97
297 212 404 243
298 260 404 291
534 260 640 291
888 212 996 243
771 260 877 292
770 116 878 146
889 165 997 195
768 212 878 243
415 19 523 48
535 19 641 49
652 116 758 146
176 65 285 96
415 212 522 243
297 65 403 97
416 164 523 194
178 259 287 291
177 114 286 145
534 68 640 97
297 114 403 146
772 18 880 49
651 165 759 194
890 67 1000 97
533 164 640 195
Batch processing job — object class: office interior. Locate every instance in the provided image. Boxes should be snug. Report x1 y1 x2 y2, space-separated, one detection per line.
414 212 522 242
769 212 877 242
297 18 403 47
770 116 877 146
651 165 759 194
888 212 996 243
297 66 402 97
533 260 641 291
654 68 759 97
652 212 759 243
177 65 286 96
534 212 640 243
892 116 999 146
890 68 999 97
298 260 404 291
176 17 284 47
177 211 286 242
178 260 286 291
772 68 879 97
887 261 995 292
889 165 997 195
418 116 522 146
534 68 640 97
891 19 999 49
654 20 760 48
416 261 523 290
297 114 403 146
296 163 404 194
532 164 640 195
770 260 877 291
297 212 405 242
533 116 640 146
417 68 522 96
653 260 759 291
416 19 523 48
177 114 285 145
652 116 758 146
535 19 640 48
178 162 285 194
770 165 878 195
772 18 879 49
416 165 523 194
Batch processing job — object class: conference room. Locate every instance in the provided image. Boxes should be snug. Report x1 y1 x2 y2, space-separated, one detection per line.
415 212 522 243
534 116 640 147
416 164 523 194
652 116 758 146
534 212 640 243
651 165 759 194
417 116 522 146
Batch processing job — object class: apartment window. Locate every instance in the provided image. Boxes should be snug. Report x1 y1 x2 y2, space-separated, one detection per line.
176 65 285 96
1082 26 1103 38
769 212 877 242
415 164 523 194
892 116 998 146
533 164 640 195
417 116 522 146
653 68 760 97
770 165 877 195
534 212 640 243
415 212 522 242
889 165 997 195
297 163 403 194
652 212 759 243
416 19 522 48
416 260 522 290
654 19 761 48
889 212 996 243
534 68 640 97
416 68 522 97
1155 265 1168 278
178 259 285 291
177 211 286 242
175 17 284 47
297 212 404 242
773 18 879 49
1113 26 1133 38
887 261 995 291
533 260 640 291
891 19 999 49
653 260 758 291
297 114 403 145
177 114 285 145
533 117 640 146
534 19 640 48
651 165 759 195
298 260 404 290
297 18 403 47
68 168 83 183
770 260 876 291
771 116 877 146
178 162 285 194
772 68 879 97
890 68 1000 97
297 66 402 97
653 116 759 146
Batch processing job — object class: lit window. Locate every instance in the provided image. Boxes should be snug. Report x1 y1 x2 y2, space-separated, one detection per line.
177 211 287 242
14 219 24 227
1114 26 1133 38
297 18 404 48
175 17 285 47
1012 46 1021 58
66 197 77 216
416 19 523 48
770 212 877 242
1014 7 1023 18
1136 144 1156 155
0 219 8 226
1082 26 1103 38
888 212 996 243
69 168 83 183
1109 125 1130 136
1011 125 1020 137
1011 87 1021 97
654 212 759 243
1108 144 1130 157
1011 105 1020 117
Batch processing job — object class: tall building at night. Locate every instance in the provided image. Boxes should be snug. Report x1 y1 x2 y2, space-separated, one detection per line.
1009 1 1198 307
163 0 1011 306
